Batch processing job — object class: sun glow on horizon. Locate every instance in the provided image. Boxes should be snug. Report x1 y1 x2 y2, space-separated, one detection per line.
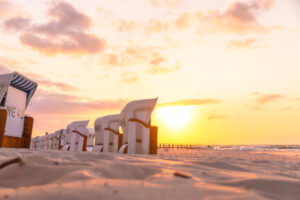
154 106 194 130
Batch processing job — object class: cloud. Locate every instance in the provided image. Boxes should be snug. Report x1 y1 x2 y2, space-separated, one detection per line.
249 92 284 110
149 56 166 66
142 0 275 35
254 93 284 105
192 0 274 34
174 13 191 30
147 64 180 74
120 71 139 84
0 68 77 92
101 45 180 75
146 53 181 75
117 19 137 32
147 60 181 74
28 90 128 135
37 79 78 92
224 0 273 22
4 17 31 31
0 64 10 73
4 2 104 55
28 89 127 115
143 19 169 35
100 45 156 67
159 99 221 107
148 0 183 8
23 72 78 92
0 0 11 17
227 38 258 48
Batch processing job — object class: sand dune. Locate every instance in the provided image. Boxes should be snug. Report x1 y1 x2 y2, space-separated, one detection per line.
0 148 299 200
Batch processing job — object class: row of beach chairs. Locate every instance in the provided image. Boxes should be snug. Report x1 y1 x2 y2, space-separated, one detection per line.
31 98 158 154
0 71 158 155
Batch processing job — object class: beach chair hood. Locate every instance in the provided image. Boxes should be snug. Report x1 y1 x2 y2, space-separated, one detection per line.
120 98 158 126
67 120 89 134
0 71 38 108
95 114 120 133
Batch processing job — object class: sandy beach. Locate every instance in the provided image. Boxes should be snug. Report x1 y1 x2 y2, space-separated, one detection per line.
0 148 299 200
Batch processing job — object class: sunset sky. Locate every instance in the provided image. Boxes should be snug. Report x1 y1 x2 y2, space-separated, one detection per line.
1 0 300 144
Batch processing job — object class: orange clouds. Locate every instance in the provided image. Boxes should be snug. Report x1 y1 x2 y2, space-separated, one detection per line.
147 53 180 74
0 0 11 17
255 93 284 105
159 99 221 107
23 72 78 92
4 17 30 31
148 0 183 8
4 2 104 55
146 0 274 35
211 0 273 33
29 89 127 115
100 44 180 75
120 71 139 84
227 38 258 48
101 46 154 67
147 61 180 74
250 92 285 110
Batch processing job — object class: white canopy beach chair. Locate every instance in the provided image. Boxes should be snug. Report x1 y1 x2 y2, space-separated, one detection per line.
63 120 89 152
93 114 121 153
119 98 158 154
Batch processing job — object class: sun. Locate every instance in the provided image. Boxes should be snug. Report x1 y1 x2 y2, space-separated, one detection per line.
155 106 193 129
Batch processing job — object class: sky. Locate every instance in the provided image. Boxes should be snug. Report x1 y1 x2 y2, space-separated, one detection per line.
0 0 300 144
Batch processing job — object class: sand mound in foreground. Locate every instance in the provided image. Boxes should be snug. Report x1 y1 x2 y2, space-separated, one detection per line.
0 148 299 200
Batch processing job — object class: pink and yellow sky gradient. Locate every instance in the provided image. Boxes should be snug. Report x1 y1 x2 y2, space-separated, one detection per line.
1 0 300 144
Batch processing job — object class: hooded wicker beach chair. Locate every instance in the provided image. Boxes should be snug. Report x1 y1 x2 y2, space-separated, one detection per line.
119 98 158 154
93 114 121 153
0 72 37 148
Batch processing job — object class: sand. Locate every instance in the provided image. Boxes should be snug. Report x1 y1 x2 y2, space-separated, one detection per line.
0 148 299 200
